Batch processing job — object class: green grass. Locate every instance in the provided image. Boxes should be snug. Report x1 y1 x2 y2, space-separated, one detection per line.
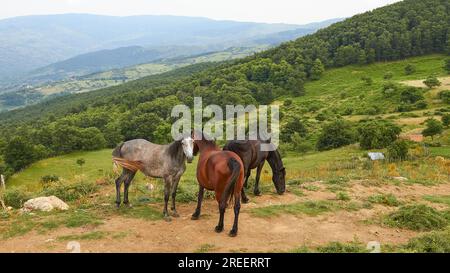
195 244 216 253
423 195 450 207
8 149 116 190
367 193 401 207
316 241 368 253
57 231 107 241
251 200 334 218
383 204 449 231
429 146 450 158
403 227 450 253
288 54 447 115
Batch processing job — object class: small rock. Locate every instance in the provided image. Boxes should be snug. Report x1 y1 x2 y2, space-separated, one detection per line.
45 239 55 243
23 196 69 212
7 206 13 211
392 176 408 181
146 183 155 191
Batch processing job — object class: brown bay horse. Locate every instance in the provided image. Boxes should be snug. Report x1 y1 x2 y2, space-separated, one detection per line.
191 131 245 237
223 139 286 202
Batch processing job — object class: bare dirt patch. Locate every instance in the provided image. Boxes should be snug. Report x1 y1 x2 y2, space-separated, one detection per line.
2 180 449 253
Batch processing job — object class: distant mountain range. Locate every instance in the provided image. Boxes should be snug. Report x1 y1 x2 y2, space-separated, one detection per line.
0 14 342 84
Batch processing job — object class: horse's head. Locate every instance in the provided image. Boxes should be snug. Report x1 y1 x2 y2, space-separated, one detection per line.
181 136 194 163
272 167 286 195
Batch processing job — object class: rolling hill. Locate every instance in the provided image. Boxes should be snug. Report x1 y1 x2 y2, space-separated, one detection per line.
0 14 302 81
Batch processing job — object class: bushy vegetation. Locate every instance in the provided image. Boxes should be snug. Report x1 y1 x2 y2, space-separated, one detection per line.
316 119 356 151
404 228 450 252
358 120 401 149
367 193 401 207
384 204 449 231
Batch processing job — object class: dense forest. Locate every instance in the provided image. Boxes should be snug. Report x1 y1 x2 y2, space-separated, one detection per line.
0 0 449 176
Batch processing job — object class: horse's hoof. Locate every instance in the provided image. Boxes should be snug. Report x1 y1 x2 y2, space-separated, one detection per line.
215 225 224 233
164 216 172 222
191 214 200 220
254 191 261 196
115 203 121 209
242 197 249 204
171 211 180 217
124 203 132 208
229 230 238 237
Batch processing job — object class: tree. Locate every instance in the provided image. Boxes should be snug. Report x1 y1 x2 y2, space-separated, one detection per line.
422 118 443 140
316 119 356 151
440 90 450 104
387 140 409 161
281 118 307 142
404 64 416 75
310 59 325 80
445 59 450 74
358 120 401 149
423 76 441 89
400 87 424 104
442 114 450 127
291 133 313 153
4 137 37 171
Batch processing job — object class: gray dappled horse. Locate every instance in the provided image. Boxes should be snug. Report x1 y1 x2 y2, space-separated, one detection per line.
112 136 194 221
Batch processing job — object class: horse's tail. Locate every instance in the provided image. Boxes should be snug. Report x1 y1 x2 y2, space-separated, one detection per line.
112 142 124 158
223 157 241 207
112 142 124 174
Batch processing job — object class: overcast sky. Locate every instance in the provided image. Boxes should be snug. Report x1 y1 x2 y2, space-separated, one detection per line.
1 0 401 24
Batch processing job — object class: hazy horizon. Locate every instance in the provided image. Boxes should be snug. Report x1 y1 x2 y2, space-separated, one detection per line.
1 0 401 25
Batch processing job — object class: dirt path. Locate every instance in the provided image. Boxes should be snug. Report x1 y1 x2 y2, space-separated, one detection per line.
2 181 449 253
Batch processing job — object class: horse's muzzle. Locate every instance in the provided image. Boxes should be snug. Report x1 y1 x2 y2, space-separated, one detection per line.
187 157 193 163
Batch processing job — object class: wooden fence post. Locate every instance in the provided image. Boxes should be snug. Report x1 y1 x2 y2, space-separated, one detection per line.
0 174 6 210
1 174 5 190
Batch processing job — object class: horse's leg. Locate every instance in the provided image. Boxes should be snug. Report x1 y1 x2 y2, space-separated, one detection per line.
163 177 172 221
123 170 136 207
229 193 241 237
241 188 249 204
170 175 181 217
254 161 265 196
215 200 226 233
114 171 126 208
191 185 204 220
243 168 251 189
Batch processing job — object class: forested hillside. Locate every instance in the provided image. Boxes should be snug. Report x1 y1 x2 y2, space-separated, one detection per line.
0 0 448 177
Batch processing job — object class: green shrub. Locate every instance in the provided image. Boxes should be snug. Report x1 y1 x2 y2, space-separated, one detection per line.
316 119 356 151
2 188 31 208
387 140 409 161
336 192 350 201
41 182 98 202
384 204 449 231
358 120 401 149
439 90 450 104
404 64 416 75
40 175 60 188
317 241 368 253
423 75 441 89
368 193 400 207
404 228 450 253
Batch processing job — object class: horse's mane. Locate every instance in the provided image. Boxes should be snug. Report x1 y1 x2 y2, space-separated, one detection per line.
267 149 284 172
167 140 183 160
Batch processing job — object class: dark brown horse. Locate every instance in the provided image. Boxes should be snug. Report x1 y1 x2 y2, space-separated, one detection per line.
223 140 286 202
191 131 245 237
